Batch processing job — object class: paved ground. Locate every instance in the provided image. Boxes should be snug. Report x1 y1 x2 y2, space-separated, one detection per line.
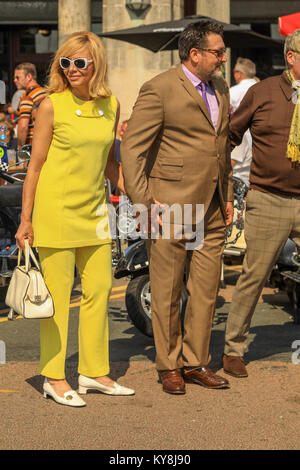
0 265 300 451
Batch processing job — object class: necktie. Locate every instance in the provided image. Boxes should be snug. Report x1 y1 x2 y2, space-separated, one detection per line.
198 82 211 117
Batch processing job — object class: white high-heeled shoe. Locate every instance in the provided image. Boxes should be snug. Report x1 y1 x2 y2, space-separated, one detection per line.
78 375 135 396
43 378 86 407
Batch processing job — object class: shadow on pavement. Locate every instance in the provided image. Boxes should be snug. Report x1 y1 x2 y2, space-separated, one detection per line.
26 365 83 395
210 301 300 369
6 277 300 396
61 305 155 382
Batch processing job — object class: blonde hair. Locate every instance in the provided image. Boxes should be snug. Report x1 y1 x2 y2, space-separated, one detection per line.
46 31 111 98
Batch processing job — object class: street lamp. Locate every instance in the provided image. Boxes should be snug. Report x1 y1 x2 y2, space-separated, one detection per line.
125 1 151 15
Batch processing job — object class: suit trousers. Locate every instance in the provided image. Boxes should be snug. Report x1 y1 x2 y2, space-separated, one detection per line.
224 189 300 357
38 244 112 379
148 191 226 371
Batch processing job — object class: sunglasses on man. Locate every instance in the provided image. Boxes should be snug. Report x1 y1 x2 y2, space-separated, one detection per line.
198 48 227 58
59 57 93 70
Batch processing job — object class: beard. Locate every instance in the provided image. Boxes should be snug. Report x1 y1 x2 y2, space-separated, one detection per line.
209 63 224 78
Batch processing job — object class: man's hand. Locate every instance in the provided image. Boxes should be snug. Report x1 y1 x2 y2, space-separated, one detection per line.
136 199 163 238
225 201 234 227
148 199 163 235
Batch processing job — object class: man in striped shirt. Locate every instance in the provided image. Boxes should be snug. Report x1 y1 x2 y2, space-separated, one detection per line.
14 63 46 148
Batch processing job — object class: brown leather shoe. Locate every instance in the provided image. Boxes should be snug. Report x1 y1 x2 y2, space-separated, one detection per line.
183 367 229 389
223 354 248 378
158 369 186 395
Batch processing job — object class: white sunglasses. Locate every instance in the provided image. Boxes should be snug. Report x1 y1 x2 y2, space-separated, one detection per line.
59 57 93 70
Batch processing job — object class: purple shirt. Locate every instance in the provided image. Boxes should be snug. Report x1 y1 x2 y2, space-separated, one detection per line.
182 64 219 130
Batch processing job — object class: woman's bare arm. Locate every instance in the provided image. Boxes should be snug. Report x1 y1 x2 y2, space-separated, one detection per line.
104 100 125 193
15 97 54 248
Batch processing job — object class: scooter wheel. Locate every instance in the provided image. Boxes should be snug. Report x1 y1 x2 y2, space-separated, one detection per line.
126 274 153 337
125 275 188 337
291 285 300 325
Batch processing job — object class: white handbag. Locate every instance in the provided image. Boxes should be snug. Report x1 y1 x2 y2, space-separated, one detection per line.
6 239 54 320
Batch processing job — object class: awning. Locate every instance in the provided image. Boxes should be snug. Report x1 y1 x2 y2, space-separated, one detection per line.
278 12 300 36
100 15 283 51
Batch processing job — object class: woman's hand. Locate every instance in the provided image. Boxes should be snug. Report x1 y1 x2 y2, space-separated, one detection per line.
15 221 34 249
15 97 53 251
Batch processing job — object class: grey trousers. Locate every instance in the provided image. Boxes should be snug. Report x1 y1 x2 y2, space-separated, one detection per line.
224 189 300 357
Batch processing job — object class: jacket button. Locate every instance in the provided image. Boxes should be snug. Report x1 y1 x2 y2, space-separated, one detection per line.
76 110 82 116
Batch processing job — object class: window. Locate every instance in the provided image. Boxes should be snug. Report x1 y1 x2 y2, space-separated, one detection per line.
19 29 58 54
184 0 196 17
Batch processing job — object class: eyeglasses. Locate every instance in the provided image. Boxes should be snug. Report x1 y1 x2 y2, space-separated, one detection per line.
59 57 93 70
290 49 300 55
198 47 227 58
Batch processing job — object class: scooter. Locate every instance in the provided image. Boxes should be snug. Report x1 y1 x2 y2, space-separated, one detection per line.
222 177 300 324
223 177 300 324
0 146 31 292
269 239 300 324
113 196 188 337
114 238 188 337
221 176 248 287
114 178 300 336
113 178 247 337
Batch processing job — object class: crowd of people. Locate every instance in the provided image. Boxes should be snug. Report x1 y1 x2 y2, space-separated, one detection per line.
0 52 254 183
0 21 298 407
0 62 46 169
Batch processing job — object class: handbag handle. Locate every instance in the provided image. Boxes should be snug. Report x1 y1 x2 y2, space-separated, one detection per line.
17 239 40 273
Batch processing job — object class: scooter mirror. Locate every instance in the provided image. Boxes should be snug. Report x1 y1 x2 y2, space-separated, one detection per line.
17 150 29 162
17 145 31 162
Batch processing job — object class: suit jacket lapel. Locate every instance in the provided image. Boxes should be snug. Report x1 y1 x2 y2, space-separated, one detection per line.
175 64 214 129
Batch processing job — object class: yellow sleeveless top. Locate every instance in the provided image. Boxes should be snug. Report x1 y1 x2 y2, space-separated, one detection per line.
32 89 117 248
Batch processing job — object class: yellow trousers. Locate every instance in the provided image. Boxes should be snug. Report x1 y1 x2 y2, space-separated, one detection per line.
38 244 112 379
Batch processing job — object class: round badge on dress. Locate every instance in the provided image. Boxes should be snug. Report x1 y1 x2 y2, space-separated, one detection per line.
98 110 104 116
76 110 82 116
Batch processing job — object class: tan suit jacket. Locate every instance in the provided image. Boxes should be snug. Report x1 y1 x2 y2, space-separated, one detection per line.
121 63 233 220
121 64 233 370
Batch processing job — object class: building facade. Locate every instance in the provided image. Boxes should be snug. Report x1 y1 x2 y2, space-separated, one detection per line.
0 0 299 120
0 0 102 96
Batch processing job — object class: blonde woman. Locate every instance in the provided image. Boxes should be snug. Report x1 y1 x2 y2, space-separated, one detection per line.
15 31 134 407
